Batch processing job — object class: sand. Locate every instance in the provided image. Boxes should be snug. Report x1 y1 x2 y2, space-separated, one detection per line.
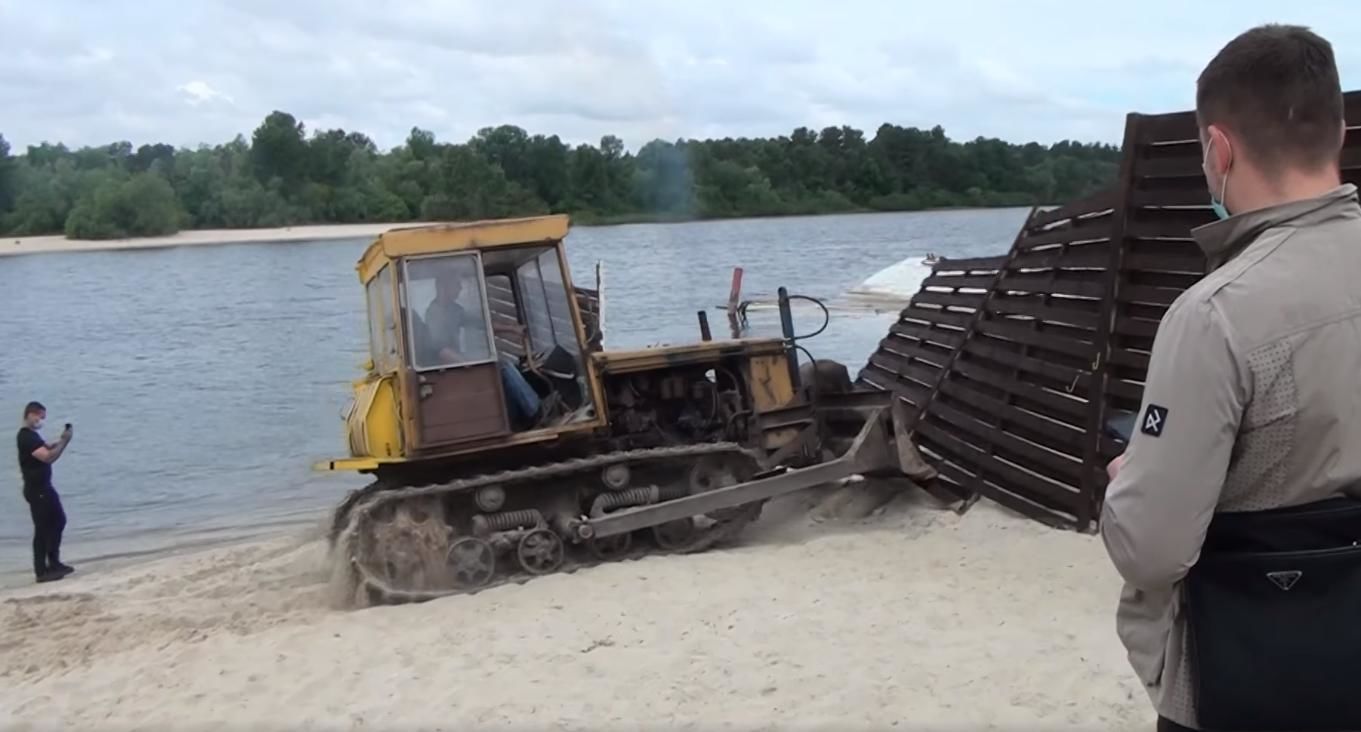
0 490 1151 731
0 222 440 258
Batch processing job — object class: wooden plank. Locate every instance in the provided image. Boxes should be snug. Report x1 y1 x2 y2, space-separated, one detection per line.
951 359 1088 422
1028 188 1118 228
988 298 1101 329
1132 109 1198 144
1137 145 1361 180
898 306 975 329
974 319 1096 360
1130 188 1216 208
869 351 943 388
914 420 1084 514
962 338 1094 394
879 334 954 366
1126 207 1217 240
911 289 987 310
928 401 1085 483
923 456 981 501
993 311 1097 344
857 365 931 404
880 339 949 369
1011 243 1113 271
887 321 967 349
972 479 1081 530
923 273 996 291
1123 251 1206 274
1126 270 1203 290
1120 284 1182 307
1105 378 1145 401
936 255 1008 272
1114 315 1161 339
938 381 1087 454
1108 347 1151 370
998 271 1107 299
1018 219 1114 249
1123 228 1198 249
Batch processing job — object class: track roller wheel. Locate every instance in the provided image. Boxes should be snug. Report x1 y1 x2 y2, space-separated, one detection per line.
651 518 697 550
448 536 496 589
517 528 566 575
587 531 632 560
601 463 631 491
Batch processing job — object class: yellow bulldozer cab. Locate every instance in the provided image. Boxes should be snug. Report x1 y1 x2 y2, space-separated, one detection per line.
327 215 608 470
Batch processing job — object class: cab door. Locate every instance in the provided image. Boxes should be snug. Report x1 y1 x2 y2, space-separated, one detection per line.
399 251 510 451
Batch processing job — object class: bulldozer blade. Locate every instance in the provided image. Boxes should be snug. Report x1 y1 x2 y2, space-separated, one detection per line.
583 408 907 539
889 398 937 483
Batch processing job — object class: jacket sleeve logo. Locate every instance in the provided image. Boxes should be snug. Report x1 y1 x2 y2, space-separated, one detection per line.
1140 404 1168 437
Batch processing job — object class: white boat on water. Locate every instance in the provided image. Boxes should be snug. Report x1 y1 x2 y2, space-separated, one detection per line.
843 252 939 303
727 252 940 317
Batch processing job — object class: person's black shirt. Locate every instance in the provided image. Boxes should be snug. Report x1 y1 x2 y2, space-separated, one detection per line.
16 428 50 494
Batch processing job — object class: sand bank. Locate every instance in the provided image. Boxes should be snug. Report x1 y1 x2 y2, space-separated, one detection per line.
0 492 1150 730
0 222 438 258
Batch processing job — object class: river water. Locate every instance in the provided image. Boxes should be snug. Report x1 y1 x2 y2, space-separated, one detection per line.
0 208 1028 584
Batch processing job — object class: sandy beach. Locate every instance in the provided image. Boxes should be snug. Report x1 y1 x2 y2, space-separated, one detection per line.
0 488 1150 731
0 222 439 258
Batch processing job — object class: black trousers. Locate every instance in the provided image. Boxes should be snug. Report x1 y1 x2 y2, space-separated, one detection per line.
25 487 66 576
1157 718 1194 732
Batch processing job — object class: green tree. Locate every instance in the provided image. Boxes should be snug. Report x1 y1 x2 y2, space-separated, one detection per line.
2 109 1122 238
0 134 14 218
251 111 308 189
65 172 182 239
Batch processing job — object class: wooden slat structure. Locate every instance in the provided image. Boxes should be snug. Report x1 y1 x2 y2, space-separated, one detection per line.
857 90 1361 531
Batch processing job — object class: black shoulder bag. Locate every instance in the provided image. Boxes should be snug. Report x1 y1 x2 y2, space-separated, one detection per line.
1185 495 1361 731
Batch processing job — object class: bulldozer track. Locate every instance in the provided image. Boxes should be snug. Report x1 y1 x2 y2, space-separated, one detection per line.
329 441 768 606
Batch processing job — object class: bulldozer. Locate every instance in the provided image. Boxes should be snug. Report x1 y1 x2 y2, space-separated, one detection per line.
318 214 939 607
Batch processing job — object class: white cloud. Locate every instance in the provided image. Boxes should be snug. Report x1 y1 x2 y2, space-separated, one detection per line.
177 81 234 106
1 0 1359 151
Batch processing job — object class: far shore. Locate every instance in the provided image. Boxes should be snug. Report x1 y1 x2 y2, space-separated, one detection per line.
1 205 1044 259
0 222 439 258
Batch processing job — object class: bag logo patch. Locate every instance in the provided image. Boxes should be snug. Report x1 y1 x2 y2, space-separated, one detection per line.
1141 404 1168 437
1266 570 1302 591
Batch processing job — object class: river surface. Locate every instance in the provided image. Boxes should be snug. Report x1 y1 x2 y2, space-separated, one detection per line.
0 208 1028 584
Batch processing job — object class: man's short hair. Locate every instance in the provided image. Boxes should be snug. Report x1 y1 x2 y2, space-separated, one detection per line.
1196 24 1344 171
23 401 45 418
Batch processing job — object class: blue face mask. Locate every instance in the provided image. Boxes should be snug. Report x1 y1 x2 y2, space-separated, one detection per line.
1203 138 1231 220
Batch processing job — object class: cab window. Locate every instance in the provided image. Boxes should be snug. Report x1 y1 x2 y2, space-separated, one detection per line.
365 264 399 373
517 249 581 356
403 253 495 371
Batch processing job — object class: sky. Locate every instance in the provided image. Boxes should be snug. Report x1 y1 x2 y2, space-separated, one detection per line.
2 0 1359 153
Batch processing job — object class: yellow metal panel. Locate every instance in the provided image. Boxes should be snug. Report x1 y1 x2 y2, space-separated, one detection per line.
314 457 386 472
345 376 405 459
594 338 787 375
383 215 569 257
357 242 391 285
357 215 569 282
748 354 796 411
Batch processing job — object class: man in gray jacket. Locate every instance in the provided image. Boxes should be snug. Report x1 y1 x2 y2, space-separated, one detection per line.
1100 24 1360 732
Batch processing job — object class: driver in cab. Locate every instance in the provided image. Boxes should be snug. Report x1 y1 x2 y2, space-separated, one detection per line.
425 267 543 430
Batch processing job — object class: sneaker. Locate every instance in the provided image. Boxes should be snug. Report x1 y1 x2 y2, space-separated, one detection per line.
35 571 65 583
52 563 75 576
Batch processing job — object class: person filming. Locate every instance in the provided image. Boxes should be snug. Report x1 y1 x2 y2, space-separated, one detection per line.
16 401 75 583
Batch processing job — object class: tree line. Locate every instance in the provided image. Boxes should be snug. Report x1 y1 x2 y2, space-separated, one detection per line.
0 111 1120 240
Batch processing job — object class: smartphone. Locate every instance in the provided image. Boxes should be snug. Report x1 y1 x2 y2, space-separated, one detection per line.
1104 411 1136 443
64 423 72 431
